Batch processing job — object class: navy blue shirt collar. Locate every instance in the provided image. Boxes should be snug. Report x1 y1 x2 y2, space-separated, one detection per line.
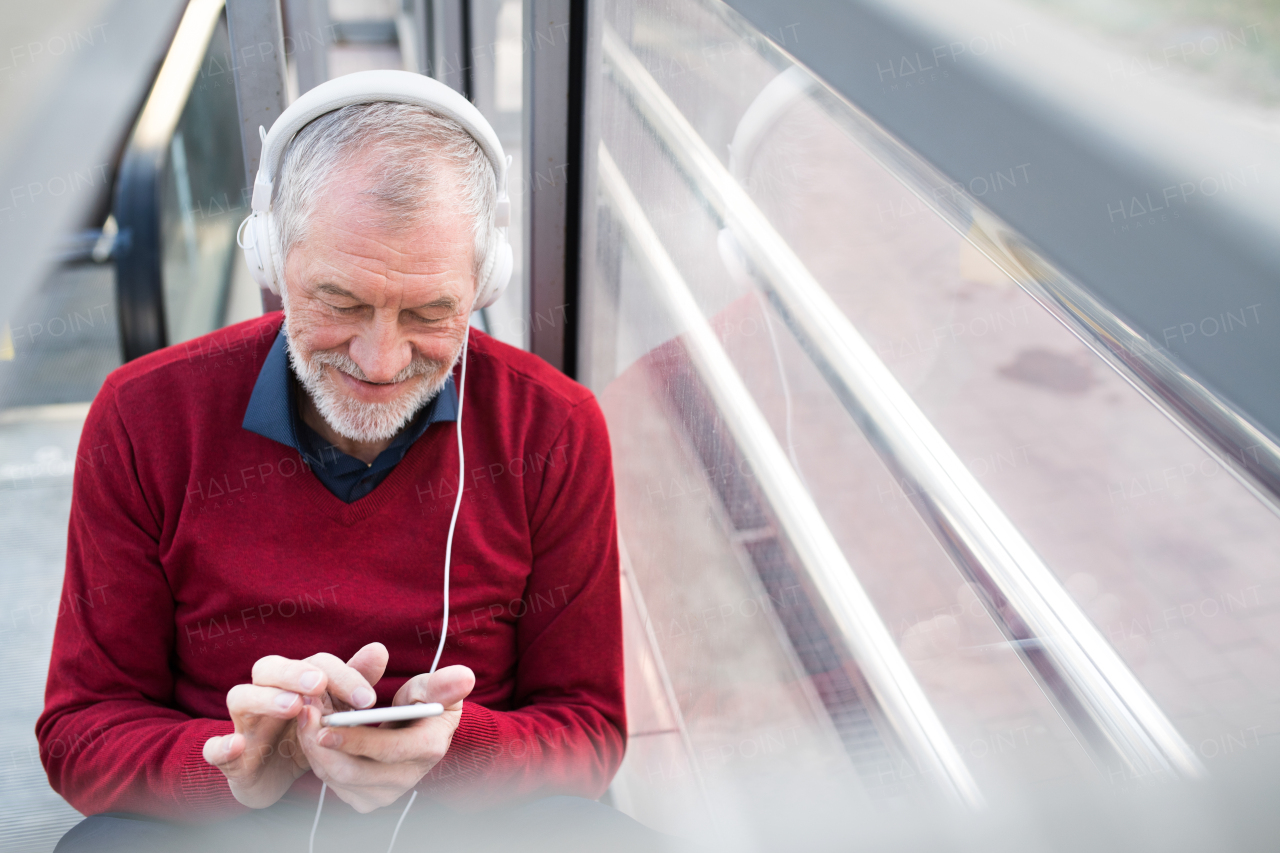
243 328 457 503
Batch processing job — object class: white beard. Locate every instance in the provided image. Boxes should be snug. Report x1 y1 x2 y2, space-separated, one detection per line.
284 322 460 445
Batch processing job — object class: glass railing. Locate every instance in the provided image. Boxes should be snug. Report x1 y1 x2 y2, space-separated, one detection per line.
718 0 1280 512
578 0 1280 839
114 0 252 361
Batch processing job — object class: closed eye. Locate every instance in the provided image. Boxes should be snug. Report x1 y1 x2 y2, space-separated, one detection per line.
408 298 461 323
325 302 364 314
408 308 454 323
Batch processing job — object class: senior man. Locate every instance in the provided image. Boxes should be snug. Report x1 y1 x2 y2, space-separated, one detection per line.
40 74 650 851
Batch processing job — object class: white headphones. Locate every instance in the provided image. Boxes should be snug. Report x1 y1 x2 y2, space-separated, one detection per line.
237 69 513 310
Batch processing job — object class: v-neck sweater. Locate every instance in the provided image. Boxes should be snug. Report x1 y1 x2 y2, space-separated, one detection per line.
37 312 625 820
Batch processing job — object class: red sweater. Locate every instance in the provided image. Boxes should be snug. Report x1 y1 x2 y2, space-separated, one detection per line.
37 312 625 820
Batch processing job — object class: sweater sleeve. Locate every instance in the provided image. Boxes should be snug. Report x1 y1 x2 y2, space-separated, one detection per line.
36 381 246 821
418 395 626 809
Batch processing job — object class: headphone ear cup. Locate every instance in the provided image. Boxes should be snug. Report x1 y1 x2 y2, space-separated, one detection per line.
259 213 283 296
474 240 512 310
237 212 283 295
238 212 272 293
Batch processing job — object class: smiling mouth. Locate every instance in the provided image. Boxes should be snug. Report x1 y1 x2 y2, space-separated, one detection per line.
349 375 397 386
313 352 443 393
331 367 409 393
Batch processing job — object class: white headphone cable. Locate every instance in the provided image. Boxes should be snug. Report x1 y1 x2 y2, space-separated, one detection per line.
431 325 469 675
309 325 471 853
385 790 418 852
308 781 326 853
308 782 418 853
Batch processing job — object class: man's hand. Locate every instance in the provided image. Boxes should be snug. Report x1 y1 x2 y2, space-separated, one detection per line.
297 664 475 813
203 643 389 808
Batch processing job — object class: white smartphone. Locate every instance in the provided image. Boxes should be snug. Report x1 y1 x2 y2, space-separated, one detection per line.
320 703 444 727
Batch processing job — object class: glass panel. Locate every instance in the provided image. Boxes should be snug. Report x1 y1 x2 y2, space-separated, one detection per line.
159 14 247 345
469 0 527 348
578 0 1280 835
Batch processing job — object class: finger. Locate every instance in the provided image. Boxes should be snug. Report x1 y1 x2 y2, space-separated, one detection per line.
250 655 328 696
346 642 389 689
296 704 330 761
203 733 245 768
304 652 377 709
228 683 306 721
306 725 427 788
302 692 336 716
299 701 349 752
392 665 475 710
300 704 377 770
298 703 321 736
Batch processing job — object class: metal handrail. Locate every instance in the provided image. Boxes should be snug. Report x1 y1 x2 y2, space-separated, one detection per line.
114 0 230 361
597 142 984 809
600 25 1205 782
793 73 1280 522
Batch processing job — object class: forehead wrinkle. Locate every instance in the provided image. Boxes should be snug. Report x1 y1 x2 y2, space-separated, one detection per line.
293 176 476 308
311 202 468 261
304 221 431 275
307 242 390 285
306 239 467 287
297 232 472 313
319 161 470 235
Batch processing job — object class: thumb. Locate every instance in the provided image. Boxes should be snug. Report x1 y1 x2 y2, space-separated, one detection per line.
202 733 245 768
394 665 475 710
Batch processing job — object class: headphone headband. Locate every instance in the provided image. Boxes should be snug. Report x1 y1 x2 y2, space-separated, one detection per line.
239 70 514 307
252 70 508 220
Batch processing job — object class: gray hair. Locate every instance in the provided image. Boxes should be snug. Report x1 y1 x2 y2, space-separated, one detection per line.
272 101 498 295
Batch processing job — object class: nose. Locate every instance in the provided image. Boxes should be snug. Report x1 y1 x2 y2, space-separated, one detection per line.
346 316 412 383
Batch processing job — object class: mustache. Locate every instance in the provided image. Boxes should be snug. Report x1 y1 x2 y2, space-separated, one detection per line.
308 349 447 384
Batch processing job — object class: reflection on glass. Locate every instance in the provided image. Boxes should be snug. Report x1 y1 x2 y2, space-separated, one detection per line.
159 15 246 346
579 0 1280 837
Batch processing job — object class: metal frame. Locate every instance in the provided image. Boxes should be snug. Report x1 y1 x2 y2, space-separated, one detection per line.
524 0 587 375
427 0 472 97
397 0 431 76
599 21 1205 783
282 0 331 95
227 0 289 314
226 0 289 201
